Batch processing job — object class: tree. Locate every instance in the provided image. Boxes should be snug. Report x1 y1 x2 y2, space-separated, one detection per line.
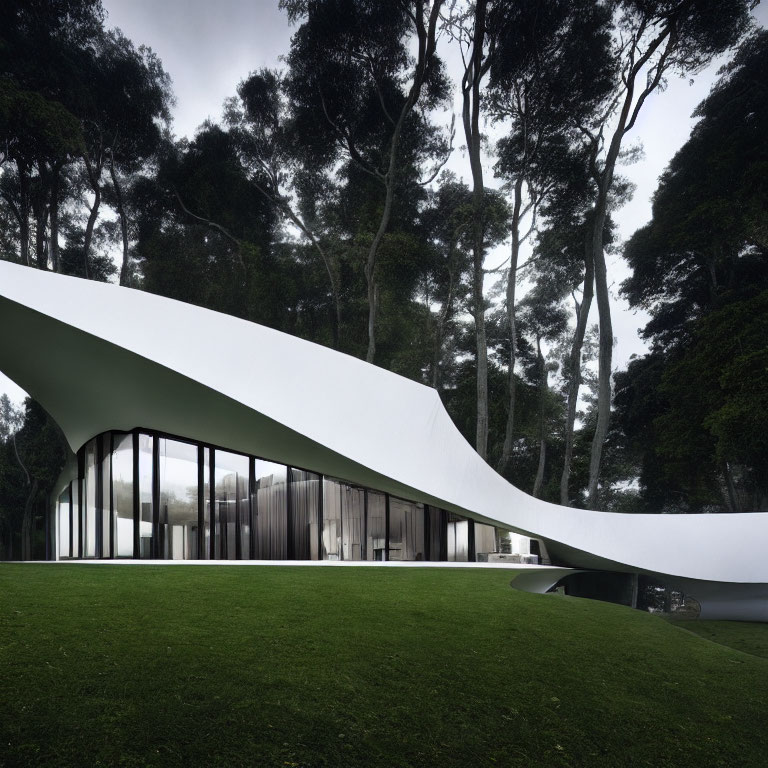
615 30 768 513
487 0 614 476
225 68 343 347
282 0 450 364
582 0 753 508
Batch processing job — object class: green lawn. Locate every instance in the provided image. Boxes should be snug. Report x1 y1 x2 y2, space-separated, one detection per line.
1 565 767 768
667 617 768 660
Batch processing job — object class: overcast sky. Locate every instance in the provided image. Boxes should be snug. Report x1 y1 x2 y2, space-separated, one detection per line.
2 1 766 403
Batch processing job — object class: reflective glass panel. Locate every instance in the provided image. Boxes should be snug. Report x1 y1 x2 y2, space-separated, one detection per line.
58 487 70 559
388 497 425 561
366 491 386 561
342 485 364 561
84 440 97 558
290 469 320 560
138 434 154 558
112 434 134 557
215 450 249 560
426 506 444 561
159 438 199 560
321 478 365 561
71 480 80 557
101 434 112 557
474 523 497 558
447 512 468 562
202 447 211 559
254 460 287 559
322 478 342 560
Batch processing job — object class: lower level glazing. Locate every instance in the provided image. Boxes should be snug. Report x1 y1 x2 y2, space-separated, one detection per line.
55 430 533 562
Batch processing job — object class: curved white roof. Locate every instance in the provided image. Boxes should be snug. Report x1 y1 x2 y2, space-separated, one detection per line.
1 260 767 607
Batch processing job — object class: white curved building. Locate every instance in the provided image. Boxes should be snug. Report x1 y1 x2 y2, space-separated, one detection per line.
1 260 767 620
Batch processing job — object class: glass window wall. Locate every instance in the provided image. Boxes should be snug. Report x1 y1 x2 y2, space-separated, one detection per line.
254 460 287 559
474 523 497 558
101 434 112 557
322 478 364 561
388 497 425 561
67 429 480 564
159 438 200 560
203 447 212 558
447 512 469 562
214 450 249 560
72 479 80 558
112 434 134 557
58 487 70 559
426 506 445 561
138 433 154 558
366 491 386 561
290 469 320 560
84 439 97 558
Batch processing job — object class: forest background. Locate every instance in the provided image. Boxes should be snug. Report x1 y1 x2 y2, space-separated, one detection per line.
1 0 766 557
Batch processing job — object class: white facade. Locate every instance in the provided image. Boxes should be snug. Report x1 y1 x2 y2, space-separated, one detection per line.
1 261 767 619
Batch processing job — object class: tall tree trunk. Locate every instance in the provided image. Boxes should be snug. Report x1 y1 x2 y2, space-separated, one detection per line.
17 159 31 266
364 174 396 363
33 163 50 270
462 0 490 459
498 177 524 473
560 237 595 505
587 25 675 508
50 162 62 272
431 246 458 391
83 153 103 280
722 461 741 513
533 336 548 498
110 154 131 286
361 0 444 363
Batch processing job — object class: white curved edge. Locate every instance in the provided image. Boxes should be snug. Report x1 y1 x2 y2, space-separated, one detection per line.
1 262 767 609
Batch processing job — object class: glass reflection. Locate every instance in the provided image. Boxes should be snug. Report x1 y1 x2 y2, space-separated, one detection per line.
58 487 70 558
214 450 249 560
72 480 80 557
159 438 199 560
366 491 386 561
112 434 134 557
138 433 153 558
73 429 479 563
474 523 497 558
322 478 365 561
84 439 97 558
101 434 112 557
426 506 445 561
254 460 287 559
447 512 468 562
202 447 211 559
290 469 320 560
388 497 425 561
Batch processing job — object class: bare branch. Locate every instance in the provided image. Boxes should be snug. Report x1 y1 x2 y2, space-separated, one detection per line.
172 188 245 268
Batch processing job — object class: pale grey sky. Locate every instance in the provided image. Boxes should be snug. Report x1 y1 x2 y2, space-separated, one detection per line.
2 1 765 403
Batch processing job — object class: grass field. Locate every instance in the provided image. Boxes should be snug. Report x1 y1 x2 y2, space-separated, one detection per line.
1 564 767 768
